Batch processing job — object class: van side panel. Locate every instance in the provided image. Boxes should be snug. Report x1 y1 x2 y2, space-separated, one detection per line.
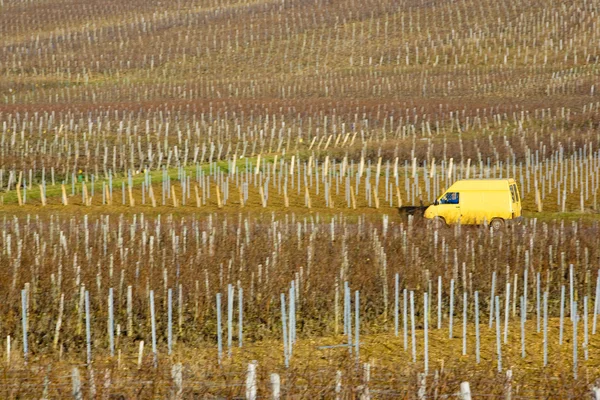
458 191 481 224
460 189 512 224
480 190 511 223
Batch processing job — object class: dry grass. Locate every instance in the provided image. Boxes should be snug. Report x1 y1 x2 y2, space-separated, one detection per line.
1 0 600 396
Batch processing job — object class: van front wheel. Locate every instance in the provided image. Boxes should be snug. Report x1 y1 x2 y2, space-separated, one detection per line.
490 218 505 231
432 217 446 229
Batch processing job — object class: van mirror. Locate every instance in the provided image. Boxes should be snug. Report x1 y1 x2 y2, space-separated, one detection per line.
433 200 439 206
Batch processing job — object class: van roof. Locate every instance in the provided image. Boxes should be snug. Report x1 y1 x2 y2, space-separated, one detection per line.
448 178 516 191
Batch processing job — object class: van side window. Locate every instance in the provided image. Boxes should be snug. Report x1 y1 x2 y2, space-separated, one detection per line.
510 185 518 203
440 192 459 204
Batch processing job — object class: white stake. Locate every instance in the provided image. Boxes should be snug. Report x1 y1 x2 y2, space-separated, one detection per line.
460 382 472 400
270 373 281 400
245 361 258 400
410 291 416 363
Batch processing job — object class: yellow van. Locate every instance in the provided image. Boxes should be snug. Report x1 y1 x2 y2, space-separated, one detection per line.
424 179 522 229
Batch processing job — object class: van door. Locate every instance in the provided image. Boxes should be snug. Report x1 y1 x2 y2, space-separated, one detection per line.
509 184 521 217
437 191 462 224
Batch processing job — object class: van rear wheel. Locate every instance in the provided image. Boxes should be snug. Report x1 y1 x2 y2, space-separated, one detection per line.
490 218 505 231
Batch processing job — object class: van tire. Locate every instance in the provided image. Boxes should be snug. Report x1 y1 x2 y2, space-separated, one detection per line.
490 218 505 231
432 217 446 229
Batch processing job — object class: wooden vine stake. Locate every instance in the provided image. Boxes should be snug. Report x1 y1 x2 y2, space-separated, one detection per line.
272 155 278 175
358 156 365 178
447 158 454 183
61 184 68 206
194 184 201 208
16 172 22 206
396 186 402 208
171 185 178 208
6 335 10 367
39 185 47 206
323 135 333 150
535 188 543 212
305 186 312 209
350 187 357 209
238 185 245 208
137 341 144 369
148 185 157 207
103 182 112 205
283 185 289 208
215 185 223 209
128 185 135 207
255 154 261 175
465 158 471 179
83 183 90 206
53 293 64 349
259 186 267 208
